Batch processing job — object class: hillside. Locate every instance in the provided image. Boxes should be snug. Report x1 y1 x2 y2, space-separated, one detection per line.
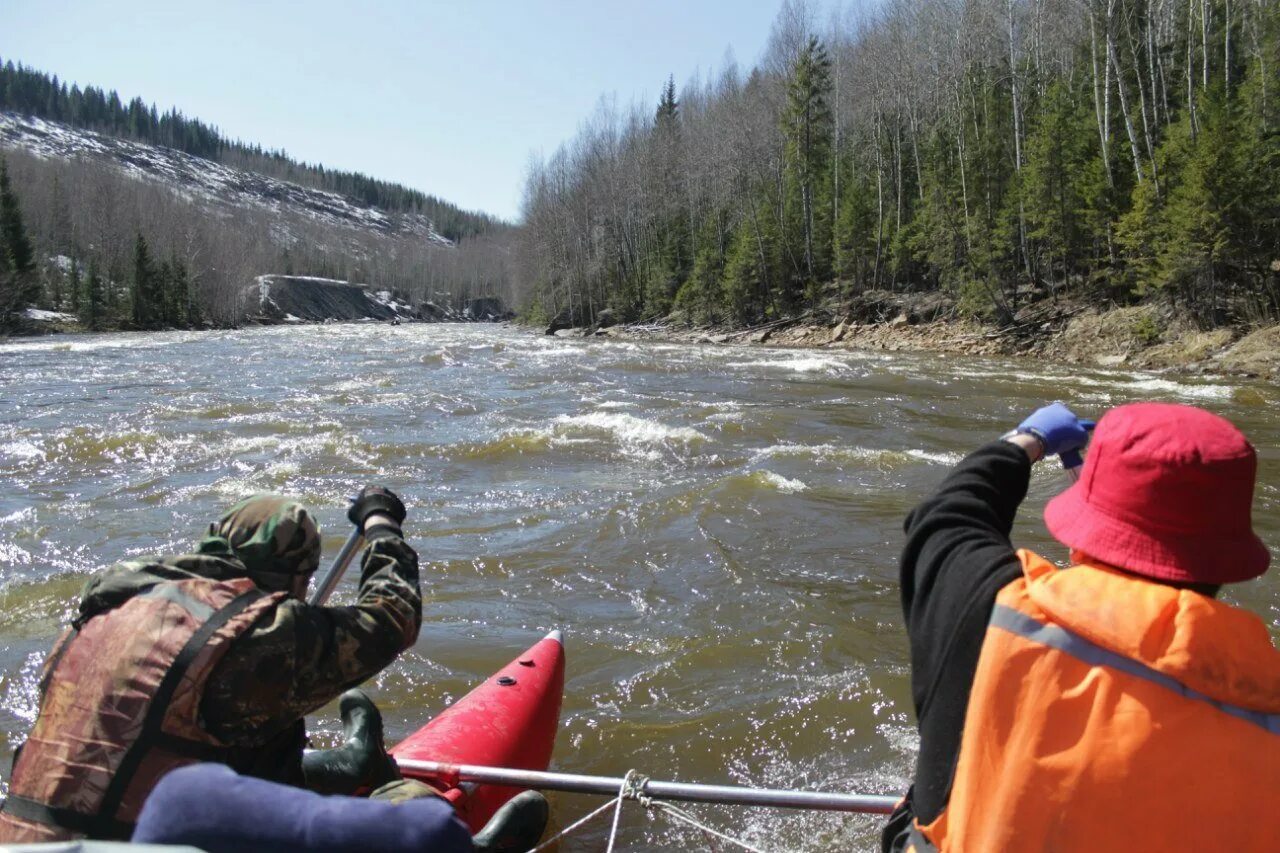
0 113 453 246
0 65 516 332
0 57 504 242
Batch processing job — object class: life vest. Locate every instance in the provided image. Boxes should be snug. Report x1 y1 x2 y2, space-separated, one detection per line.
906 550 1280 852
0 576 287 843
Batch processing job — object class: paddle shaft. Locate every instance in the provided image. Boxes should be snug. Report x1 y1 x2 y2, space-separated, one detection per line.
394 758 899 814
309 527 364 606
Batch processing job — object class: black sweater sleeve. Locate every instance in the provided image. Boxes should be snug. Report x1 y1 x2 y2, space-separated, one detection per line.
898 440 1033 823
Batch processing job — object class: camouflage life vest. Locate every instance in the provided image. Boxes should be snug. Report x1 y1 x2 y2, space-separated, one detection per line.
0 576 286 842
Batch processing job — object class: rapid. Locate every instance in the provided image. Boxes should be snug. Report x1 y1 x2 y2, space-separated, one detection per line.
1 324 1276 850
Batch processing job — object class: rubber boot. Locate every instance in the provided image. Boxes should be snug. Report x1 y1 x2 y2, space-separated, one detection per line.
301 688 401 795
471 790 550 853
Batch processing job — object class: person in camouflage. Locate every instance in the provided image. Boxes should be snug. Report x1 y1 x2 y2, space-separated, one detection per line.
196 490 419 764
0 486 420 842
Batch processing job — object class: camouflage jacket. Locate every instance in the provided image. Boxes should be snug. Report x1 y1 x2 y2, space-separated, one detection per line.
74 526 421 745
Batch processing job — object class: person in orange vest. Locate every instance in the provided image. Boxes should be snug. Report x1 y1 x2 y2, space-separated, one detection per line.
0 487 420 843
882 401 1279 853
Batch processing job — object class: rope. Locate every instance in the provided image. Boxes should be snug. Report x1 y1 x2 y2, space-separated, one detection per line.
604 770 647 853
524 799 614 850
643 800 767 853
524 798 617 853
524 767 770 853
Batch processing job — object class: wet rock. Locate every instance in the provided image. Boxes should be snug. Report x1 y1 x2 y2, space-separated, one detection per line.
545 305 592 335
1216 326 1280 379
8 308 80 335
418 301 461 322
464 297 514 322
244 275 414 324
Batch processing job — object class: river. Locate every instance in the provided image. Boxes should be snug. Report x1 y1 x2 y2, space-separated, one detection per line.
1 324 1276 850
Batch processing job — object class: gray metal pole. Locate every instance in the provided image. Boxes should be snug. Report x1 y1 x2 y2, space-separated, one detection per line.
393 759 899 814
309 527 364 606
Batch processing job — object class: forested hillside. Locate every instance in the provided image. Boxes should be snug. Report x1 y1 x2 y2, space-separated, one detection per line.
0 63 515 332
515 0 1279 331
0 59 503 242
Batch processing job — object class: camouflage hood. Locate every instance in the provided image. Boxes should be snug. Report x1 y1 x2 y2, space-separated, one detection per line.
202 494 322 591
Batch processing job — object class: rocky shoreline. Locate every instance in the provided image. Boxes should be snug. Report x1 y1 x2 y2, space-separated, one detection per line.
563 295 1280 382
3 276 516 336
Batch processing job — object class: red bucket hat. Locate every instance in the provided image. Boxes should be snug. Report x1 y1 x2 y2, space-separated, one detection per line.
1044 402 1270 584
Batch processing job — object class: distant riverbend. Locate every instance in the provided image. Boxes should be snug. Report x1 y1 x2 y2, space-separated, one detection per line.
1 324 1276 849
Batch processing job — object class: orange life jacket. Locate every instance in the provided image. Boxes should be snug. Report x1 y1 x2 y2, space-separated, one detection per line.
0 576 286 843
906 550 1280 852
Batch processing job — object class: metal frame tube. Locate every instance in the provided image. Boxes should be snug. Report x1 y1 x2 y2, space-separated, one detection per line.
309 528 364 606
394 758 899 814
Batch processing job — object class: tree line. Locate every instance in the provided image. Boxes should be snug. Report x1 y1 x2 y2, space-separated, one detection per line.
514 0 1279 330
0 57 506 242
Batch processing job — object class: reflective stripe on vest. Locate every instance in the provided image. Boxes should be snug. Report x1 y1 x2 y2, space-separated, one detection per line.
914 550 1280 853
990 604 1280 735
0 579 284 843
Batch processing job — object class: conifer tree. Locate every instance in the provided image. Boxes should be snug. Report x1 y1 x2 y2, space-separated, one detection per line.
68 256 80 313
0 157 38 323
1151 88 1250 315
782 36 834 300
1022 81 1095 290
82 261 103 331
647 75 689 317
131 233 157 329
722 222 768 324
166 256 195 327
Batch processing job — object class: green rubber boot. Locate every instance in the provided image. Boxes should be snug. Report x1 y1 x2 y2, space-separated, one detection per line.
301 689 400 795
471 790 550 853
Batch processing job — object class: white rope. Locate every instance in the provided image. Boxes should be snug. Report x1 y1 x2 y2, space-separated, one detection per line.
604 769 647 853
522 767 772 853
525 797 617 852
643 800 768 853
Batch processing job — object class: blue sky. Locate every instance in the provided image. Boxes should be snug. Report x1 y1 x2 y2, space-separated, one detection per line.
1 1 816 221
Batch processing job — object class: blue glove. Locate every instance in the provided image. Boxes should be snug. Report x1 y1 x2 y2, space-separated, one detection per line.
1016 402 1095 459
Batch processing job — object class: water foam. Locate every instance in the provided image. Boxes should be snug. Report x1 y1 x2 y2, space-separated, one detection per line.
0 440 44 463
1108 376 1235 401
551 412 707 461
0 334 188 355
756 443 963 467
727 354 852 374
758 470 809 493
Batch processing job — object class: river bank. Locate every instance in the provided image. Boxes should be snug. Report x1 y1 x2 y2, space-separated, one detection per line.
581 297 1280 382
3 276 516 337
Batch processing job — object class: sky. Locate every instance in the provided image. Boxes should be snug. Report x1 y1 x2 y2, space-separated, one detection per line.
1 0 815 222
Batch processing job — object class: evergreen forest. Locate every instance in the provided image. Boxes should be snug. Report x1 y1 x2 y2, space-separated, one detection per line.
514 0 1280 330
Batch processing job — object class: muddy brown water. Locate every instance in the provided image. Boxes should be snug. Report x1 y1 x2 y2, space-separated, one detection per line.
1 325 1276 850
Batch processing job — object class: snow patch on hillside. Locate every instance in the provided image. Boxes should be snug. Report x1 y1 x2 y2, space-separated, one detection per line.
0 112 454 247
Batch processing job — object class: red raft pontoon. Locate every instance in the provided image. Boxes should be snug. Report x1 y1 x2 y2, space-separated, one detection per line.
391 629 566 833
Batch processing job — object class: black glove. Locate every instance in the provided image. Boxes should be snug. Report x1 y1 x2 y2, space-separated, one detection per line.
347 486 407 529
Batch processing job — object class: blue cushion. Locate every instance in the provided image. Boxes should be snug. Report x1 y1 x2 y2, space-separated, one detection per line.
133 764 471 853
